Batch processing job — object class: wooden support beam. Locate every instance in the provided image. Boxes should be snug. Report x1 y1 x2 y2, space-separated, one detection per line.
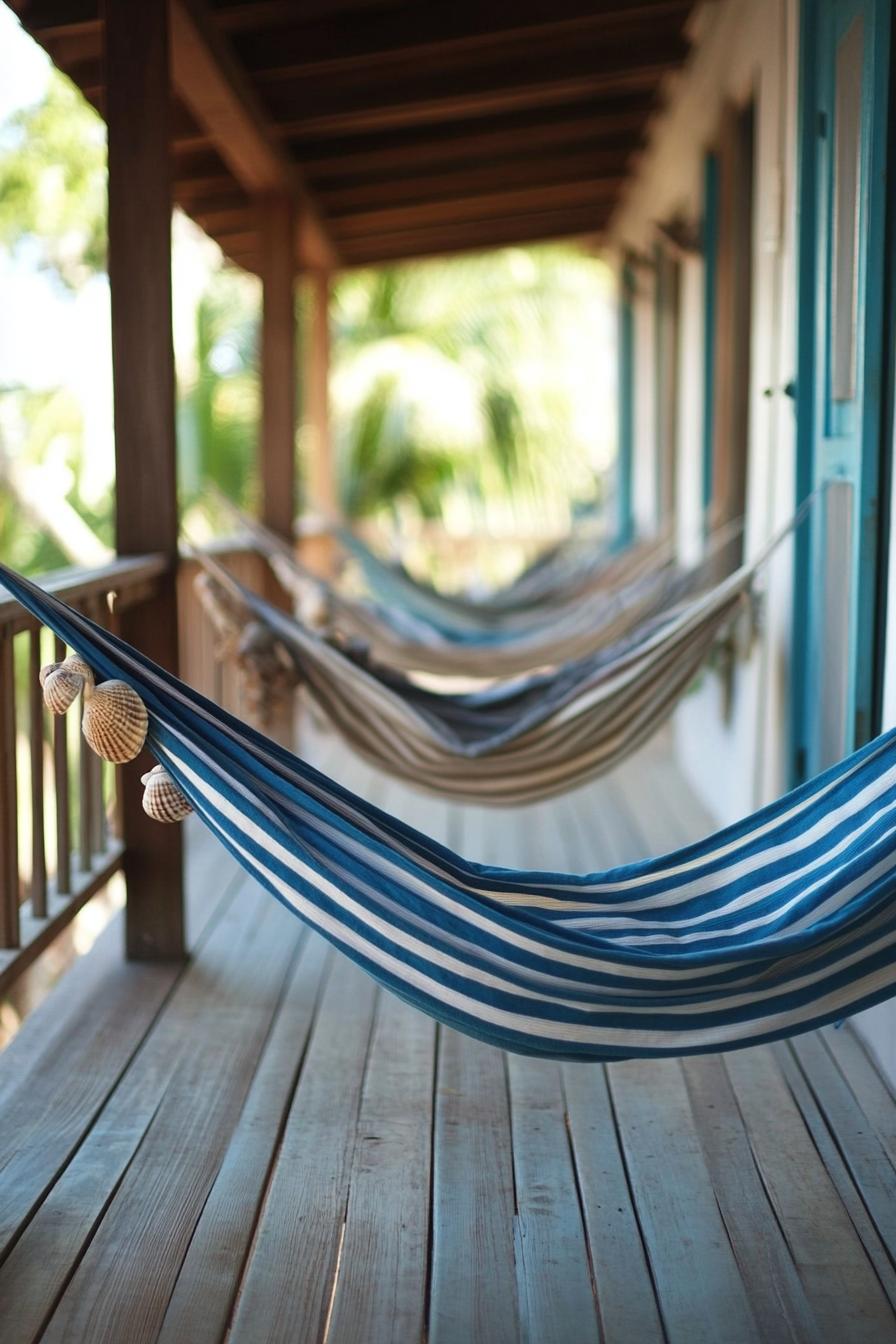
259 193 297 545
233 0 692 81
274 45 679 139
105 0 184 963
335 203 610 267
289 100 651 180
300 270 338 575
319 149 632 212
329 177 622 239
258 193 298 741
168 0 338 271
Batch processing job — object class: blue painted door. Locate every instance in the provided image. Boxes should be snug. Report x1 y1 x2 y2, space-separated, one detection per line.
792 0 891 782
617 262 635 549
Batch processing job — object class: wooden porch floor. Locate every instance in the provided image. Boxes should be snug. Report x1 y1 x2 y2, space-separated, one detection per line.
3 725 896 1343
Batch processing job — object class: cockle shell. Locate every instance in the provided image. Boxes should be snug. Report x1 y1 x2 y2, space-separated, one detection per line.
141 764 193 823
40 654 148 763
39 655 92 715
82 679 149 764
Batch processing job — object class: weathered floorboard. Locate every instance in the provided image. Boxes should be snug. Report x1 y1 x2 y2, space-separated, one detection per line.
789 1033 896 1265
772 1039 896 1316
225 957 379 1344
429 1027 522 1344
508 1055 600 1344
608 1056 762 1344
326 989 437 1344
3 736 896 1344
38 880 306 1344
725 1044 896 1343
155 933 332 1344
682 1053 822 1344
563 1062 666 1344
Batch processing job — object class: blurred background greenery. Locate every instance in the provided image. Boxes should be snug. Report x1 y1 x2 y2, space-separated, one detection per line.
0 64 616 587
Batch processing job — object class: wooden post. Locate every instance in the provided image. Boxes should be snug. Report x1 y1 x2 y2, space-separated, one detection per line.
0 632 19 949
260 193 297 547
258 193 297 743
105 0 185 962
300 269 338 575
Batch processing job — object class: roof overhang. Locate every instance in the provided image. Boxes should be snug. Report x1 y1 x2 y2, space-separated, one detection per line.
13 0 698 272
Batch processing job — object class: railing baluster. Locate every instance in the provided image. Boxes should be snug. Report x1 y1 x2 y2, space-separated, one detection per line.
0 553 169 999
0 631 20 948
29 623 47 918
54 634 72 896
89 597 106 857
78 616 92 873
107 594 124 844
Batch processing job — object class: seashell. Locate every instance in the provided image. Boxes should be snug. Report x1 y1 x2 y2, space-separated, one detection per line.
38 661 62 688
40 654 93 715
82 679 149 763
40 655 91 713
141 764 193 823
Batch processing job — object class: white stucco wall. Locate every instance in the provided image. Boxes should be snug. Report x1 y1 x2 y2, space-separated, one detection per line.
610 0 801 828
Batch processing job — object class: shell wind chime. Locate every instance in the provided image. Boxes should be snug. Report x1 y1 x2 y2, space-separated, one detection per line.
39 653 192 823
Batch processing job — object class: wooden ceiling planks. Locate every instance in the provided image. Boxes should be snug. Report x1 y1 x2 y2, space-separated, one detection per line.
12 0 697 271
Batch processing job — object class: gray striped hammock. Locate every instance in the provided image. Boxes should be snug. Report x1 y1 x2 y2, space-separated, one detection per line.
231 508 684 677
192 544 753 805
3 558 895 1062
329 519 639 637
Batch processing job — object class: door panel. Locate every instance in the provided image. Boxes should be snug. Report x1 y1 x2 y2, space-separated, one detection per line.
793 0 891 782
819 480 854 768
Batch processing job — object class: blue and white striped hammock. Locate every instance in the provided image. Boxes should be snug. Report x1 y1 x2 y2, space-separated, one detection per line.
4 558 896 1062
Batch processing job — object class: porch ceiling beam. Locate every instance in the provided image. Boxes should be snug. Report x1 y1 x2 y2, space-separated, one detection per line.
172 173 244 205
214 0 403 30
288 103 652 181
231 0 692 80
168 0 338 270
327 178 623 239
185 204 253 235
271 42 684 139
10 0 97 29
318 149 634 212
27 19 100 68
183 145 630 219
336 204 609 267
204 228 260 257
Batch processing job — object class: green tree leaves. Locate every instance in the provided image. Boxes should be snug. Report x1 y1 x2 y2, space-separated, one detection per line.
0 70 106 290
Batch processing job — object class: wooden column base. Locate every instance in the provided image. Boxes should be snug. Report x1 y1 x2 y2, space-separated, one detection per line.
120 580 185 962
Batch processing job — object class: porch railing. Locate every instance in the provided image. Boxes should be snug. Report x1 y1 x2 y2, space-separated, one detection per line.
0 544 287 1000
177 542 272 718
0 555 166 997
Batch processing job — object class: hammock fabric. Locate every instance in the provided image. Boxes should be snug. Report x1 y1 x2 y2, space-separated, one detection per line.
330 494 610 618
330 519 630 634
5 557 895 1063
248 516 690 678
193 548 755 805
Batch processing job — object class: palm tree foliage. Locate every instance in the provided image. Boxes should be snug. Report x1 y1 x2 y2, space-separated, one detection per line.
0 70 106 291
0 385 113 573
0 59 615 573
330 247 613 536
177 266 261 518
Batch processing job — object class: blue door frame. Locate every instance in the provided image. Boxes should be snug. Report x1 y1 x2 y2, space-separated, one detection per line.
702 152 720 527
616 262 636 549
791 0 893 785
